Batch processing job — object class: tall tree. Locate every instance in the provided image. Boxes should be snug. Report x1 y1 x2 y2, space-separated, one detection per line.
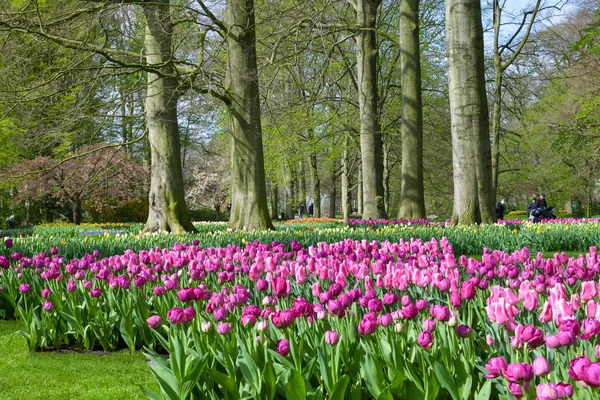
225 0 274 230
446 0 495 224
142 1 196 232
398 0 426 219
356 0 387 219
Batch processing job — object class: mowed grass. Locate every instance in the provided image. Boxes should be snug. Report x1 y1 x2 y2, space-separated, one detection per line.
0 319 158 400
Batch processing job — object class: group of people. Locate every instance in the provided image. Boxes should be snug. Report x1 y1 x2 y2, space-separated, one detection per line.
298 203 314 218
495 193 549 221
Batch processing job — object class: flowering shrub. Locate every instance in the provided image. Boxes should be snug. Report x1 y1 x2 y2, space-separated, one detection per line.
4 236 600 398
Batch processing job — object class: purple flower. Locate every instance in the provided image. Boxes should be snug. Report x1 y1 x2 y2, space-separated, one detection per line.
67 279 77 292
4 239 13 248
217 322 231 335
484 357 507 378
276 339 290 356
19 284 30 294
256 279 269 292
167 307 186 324
417 331 433 349
213 307 228 321
401 303 418 320
147 315 162 329
358 315 378 336
42 288 51 299
503 363 534 383
153 286 166 296
383 292 398 305
532 356 551 376
43 301 53 311
90 288 102 298
456 324 472 338
422 319 436 332
367 298 383 313
415 299 429 310
325 330 339 345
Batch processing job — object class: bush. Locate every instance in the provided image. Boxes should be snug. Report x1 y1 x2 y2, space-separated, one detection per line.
87 200 149 223
189 207 229 222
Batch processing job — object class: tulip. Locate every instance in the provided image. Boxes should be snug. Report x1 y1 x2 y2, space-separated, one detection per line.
325 330 339 345
43 301 53 311
368 298 383 313
4 239 12 248
67 279 77 292
217 322 231 335
554 382 573 398
147 315 162 329
401 303 418 320
422 319 436 332
394 323 404 333
378 313 393 327
536 383 558 400
276 339 290 356
256 279 269 291
532 356 551 376
90 288 102 298
503 363 534 383
256 320 269 332
415 299 429 310
486 335 494 346
456 324 472 338
596 344 600 359
430 305 450 322
484 357 507 378
271 277 289 298
19 284 30 294
568 356 591 381
167 307 186 324
508 382 529 399
358 316 377 336
201 321 212 332
383 292 398 305
153 286 166 296
417 331 433 349
450 291 462 307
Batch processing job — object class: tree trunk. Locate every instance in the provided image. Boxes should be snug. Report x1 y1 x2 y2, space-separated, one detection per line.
72 200 82 225
357 0 386 220
491 58 503 199
270 183 279 220
330 163 337 219
446 0 495 225
309 152 321 218
225 0 273 230
399 0 426 219
142 1 196 233
383 141 390 216
342 139 350 222
357 166 363 215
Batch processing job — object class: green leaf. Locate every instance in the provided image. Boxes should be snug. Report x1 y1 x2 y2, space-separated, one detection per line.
432 361 459 400
140 385 164 400
360 350 386 398
456 354 473 399
285 369 306 400
318 349 333 394
262 359 277 400
329 375 350 400
377 387 394 400
211 369 239 399
475 380 492 400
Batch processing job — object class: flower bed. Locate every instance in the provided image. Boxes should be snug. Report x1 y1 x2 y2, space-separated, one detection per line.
2 237 600 398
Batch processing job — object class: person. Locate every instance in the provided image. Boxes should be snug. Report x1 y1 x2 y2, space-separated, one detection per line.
226 202 232 213
6 215 15 229
495 199 505 220
308 203 314 218
537 193 548 209
526 196 537 213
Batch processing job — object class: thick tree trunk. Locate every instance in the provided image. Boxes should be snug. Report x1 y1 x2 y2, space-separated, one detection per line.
330 164 337 219
142 1 196 233
270 183 279 220
225 0 273 230
342 139 350 222
399 0 426 219
357 166 363 215
309 152 321 218
446 0 495 225
357 0 386 220
72 200 82 225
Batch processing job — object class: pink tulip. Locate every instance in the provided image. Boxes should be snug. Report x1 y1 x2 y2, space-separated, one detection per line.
503 363 534 383
325 330 339 345
43 301 53 311
581 281 597 301
422 319 436 332
532 356 551 376
147 315 162 329
484 357 507 378
417 331 433 349
276 339 290 356
456 324 472 338
217 322 231 335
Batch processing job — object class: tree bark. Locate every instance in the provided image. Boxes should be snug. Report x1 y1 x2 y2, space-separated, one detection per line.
446 0 495 225
399 0 426 219
72 199 82 225
330 162 337 218
342 138 350 222
225 0 273 230
383 141 390 216
357 166 363 215
142 1 196 233
309 152 321 218
270 183 279 220
356 0 386 219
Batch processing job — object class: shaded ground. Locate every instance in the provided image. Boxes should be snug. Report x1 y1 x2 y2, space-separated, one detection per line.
0 320 157 400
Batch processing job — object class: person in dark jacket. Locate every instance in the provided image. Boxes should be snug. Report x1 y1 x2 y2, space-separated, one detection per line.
537 193 548 208
495 199 505 220
526 196 537 213
308 203 314 218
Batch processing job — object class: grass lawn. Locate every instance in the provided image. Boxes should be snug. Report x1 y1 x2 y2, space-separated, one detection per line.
0 319 157 400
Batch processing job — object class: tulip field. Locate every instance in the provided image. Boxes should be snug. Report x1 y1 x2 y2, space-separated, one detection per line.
4 222 600 399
